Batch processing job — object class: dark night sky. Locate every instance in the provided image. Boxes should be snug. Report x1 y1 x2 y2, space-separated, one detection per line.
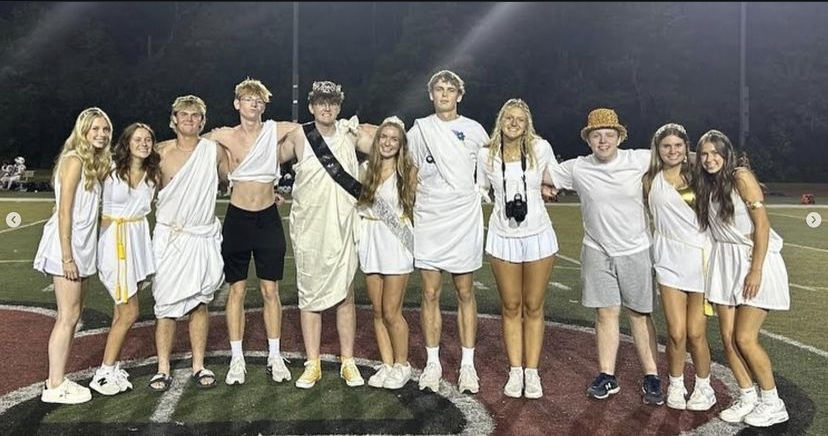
1 2 826 181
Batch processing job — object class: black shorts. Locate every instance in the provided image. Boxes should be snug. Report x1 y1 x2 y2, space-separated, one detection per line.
221 203 286 283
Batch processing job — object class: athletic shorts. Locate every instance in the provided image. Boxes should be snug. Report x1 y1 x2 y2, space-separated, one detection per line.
221 203 286 283
580 245 654 313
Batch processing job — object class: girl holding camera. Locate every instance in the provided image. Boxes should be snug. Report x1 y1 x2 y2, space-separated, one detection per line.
476 98 560 399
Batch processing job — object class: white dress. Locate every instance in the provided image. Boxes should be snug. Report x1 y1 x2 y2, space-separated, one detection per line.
33 156 101 278
706 191 790 310
97 173 156 303
358 173 414 274
648 171 709 293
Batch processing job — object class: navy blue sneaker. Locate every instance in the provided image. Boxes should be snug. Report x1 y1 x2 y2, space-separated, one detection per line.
587 372 620 399
642 375 665 405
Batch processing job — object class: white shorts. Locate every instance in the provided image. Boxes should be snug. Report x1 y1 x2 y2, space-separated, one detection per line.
485 227 559 263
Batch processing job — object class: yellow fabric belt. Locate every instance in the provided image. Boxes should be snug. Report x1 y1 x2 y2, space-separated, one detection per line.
102 214 144 304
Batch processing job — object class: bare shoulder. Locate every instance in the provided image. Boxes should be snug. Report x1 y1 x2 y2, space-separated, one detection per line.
207 126 235 141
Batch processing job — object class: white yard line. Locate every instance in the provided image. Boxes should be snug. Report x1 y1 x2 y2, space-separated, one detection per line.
768 212 807 220
0 259 32 264
556 253 581 266
0 219 46 234
550 282 571 291
760 329 828 359
784 242 828 254
149 368 191 423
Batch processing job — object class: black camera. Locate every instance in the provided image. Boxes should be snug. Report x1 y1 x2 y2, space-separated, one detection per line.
505 193 528 223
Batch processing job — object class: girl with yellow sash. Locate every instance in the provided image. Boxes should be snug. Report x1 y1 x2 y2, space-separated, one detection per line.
90 123 160 396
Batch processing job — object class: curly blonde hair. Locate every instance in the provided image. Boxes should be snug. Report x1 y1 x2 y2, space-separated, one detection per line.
53 107 113 191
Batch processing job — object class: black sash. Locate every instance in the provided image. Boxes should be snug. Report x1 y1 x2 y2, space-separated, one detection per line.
303 122 362 200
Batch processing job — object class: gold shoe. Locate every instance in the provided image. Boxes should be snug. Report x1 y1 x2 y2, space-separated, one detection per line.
295 359 321 389
340 357 365 387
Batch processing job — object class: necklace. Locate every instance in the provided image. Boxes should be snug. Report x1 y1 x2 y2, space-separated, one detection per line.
502 144 522 161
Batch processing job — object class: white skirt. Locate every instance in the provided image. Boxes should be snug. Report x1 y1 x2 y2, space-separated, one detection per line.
706 242 790 311
485 226 559 263
359 219 414 275
97 219 155 303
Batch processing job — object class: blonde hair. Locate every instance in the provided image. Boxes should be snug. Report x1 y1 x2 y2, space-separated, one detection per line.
234 77 272 102
358 117 416 221
486 98 540 170
53 107 113 191
169 95 207 132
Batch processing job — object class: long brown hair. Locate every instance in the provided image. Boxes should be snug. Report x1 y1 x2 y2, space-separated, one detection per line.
644 122 693 194
693 129 737 231
112 123 161 187
358 118 416 221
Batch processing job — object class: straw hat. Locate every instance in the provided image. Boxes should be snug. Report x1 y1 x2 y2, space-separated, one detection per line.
580 108 627 142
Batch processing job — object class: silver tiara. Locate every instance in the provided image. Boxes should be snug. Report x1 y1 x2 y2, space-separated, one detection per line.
654 122 687 138
382 115 405 130
311 81 342 95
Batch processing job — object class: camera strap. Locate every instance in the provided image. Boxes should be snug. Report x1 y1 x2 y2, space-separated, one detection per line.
499 140 528 205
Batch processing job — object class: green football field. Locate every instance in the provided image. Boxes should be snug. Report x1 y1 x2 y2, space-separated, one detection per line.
0 193 826 435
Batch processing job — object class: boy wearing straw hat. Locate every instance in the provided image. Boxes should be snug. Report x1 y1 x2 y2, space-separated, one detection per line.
547 108 664 405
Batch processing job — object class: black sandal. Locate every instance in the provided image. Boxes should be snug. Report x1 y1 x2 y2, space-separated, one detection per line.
148 373 172 392
191 368 217 389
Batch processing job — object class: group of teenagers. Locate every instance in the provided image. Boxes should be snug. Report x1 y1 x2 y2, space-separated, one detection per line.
33 69 790 428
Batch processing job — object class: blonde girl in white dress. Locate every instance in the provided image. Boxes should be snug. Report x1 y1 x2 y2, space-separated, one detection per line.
33 107 112 404
88 123 161 396
695 129 790 427
476 99 559 399
643 123 716 411
357 116 417 390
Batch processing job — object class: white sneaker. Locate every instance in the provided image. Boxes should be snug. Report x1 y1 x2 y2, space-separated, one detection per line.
384 363 412 390
368 364 392 388
503 368 523 398
267 355 292 382
524 371 543 399
666 384 688 410
743 398 789 427
113 363 133 391
686 384 717 411
225 356 246 385
42 378 92 404
89 367 124 396
458 365 479 394
418 362 442 392
719 397 758 423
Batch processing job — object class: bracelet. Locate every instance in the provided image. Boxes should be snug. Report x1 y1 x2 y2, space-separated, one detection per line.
62 258 75 264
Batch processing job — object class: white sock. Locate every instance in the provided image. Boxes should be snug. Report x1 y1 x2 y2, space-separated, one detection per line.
695 375 711 388
761 387 779 402
510 366 523 375
101 363 115 374
741 385 758 401
525 368 538 378
669 374 684 387
426 346 440 365
460 347 475 367
268 337 281 359
230 340 243 359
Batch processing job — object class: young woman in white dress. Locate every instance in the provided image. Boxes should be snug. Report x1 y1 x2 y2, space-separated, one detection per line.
89 123 161 396
695 129 790 427
33 107 112 404
643 123 715 411
357 116 417 390
477 99 559 399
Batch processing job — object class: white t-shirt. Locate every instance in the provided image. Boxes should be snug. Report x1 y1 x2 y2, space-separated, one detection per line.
550 149 651 256
477 139 557 237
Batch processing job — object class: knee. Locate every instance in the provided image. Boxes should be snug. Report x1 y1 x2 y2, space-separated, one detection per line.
734 331 758 352
260 285 280 303
667 326 686 347
56 307 82 328
686 329 706 348
383 311 404 327
228 285 247 301
523 303 544 320
117 304 139 326
456 287 475 305
502 302 521 319
720 332 738 354
422 288 441 304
